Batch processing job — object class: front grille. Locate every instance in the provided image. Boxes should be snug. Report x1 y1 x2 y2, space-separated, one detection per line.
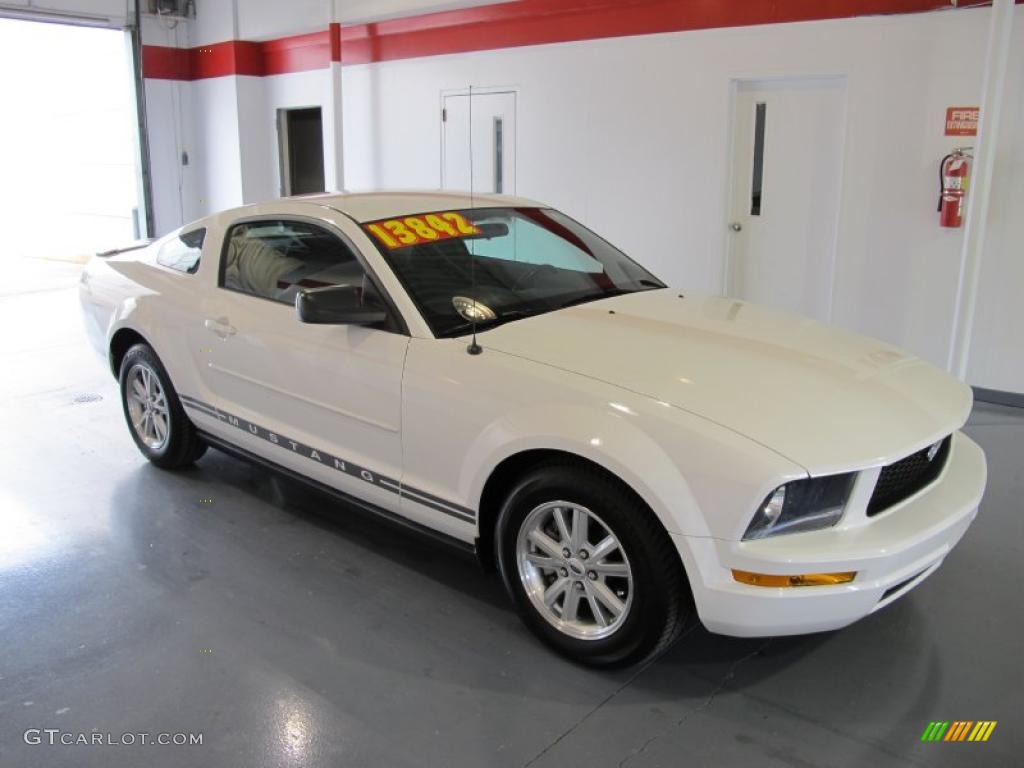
866 436 952 517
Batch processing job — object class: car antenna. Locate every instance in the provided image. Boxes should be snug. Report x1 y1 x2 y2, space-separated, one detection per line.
466 84 483 356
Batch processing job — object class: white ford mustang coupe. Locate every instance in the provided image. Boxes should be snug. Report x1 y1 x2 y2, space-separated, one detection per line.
80 191 987 666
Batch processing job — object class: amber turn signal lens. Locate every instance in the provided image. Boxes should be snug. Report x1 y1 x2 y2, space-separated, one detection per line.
732 569 856 587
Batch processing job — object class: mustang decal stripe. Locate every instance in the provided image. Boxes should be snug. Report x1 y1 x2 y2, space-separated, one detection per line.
397 484 478 517
178 394 476 523
180 398 221 419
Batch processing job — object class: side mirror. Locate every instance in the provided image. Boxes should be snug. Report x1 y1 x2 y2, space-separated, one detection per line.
296 285 387 326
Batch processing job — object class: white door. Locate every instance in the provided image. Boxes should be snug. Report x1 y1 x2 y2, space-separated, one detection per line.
191 216 409 513
442 91 516 195
726 77 846 322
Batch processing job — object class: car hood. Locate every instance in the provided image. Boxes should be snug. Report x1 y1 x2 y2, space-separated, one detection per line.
479 290 972 473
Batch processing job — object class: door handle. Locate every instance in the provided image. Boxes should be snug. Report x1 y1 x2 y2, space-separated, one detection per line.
204 317 237 338
729 222 743 232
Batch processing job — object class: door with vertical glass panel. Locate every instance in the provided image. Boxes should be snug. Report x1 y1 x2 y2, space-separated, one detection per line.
442 91 516 195
726 77 846 322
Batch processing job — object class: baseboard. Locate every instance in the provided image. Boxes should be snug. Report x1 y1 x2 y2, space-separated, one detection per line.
973 386 1024 409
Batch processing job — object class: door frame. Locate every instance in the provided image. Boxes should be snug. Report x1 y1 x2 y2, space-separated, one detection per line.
721 74 849 322
276 105 324 197
439 86 518 192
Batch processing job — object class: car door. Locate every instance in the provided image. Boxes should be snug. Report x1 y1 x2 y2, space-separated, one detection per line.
189 214 409 513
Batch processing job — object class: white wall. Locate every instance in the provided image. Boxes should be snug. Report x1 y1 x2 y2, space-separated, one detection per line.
136 3 1023 393
335 7 1022 392
190 77 245 217
147 68 345 228
145 76 244 231
335 0 502 24
236 75 271 203
260 68 343 194
237 0 328 40
181 0 235 46
967 26 1024 393
141 9 189 234
179 0 504 45
145 78 184 234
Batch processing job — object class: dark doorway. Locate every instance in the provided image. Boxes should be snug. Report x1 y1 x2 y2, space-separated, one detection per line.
279 107 325 196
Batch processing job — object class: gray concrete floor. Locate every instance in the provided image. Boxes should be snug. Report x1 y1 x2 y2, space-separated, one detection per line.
1 263 1021 768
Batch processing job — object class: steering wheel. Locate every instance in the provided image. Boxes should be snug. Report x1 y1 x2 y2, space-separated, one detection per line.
510 263 558 291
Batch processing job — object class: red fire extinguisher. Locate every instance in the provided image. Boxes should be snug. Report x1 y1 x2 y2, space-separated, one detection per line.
938 148 972 228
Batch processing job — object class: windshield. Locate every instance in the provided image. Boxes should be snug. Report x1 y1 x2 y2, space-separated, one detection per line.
361 207 665 337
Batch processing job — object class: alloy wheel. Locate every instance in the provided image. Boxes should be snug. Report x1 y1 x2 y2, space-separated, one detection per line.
125 363 170 451
515 500 634 640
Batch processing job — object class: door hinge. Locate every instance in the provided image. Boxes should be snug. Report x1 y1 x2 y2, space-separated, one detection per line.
442 107 447 122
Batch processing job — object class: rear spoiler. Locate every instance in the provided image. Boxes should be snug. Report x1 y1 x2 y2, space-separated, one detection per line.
96 239 155 258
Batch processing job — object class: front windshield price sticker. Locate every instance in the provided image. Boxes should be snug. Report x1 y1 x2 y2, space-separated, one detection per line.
364 212 480 249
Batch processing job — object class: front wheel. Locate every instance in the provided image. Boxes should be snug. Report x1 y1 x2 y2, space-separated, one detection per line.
496 463 689 667
119 343 207 469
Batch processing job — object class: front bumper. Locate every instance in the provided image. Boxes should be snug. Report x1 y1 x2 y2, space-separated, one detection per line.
674 431 987 637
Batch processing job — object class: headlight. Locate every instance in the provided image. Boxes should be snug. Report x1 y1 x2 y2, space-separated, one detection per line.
743 473 856 540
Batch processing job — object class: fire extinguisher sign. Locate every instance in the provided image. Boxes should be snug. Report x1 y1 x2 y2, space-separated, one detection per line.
945 107 979 136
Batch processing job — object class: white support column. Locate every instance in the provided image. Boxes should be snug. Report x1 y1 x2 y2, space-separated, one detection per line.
948 0 1015 379
328 57 346 191
326 4 345 191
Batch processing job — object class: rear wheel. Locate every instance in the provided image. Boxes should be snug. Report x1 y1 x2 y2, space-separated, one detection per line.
496 463 689 667
119 343 206 469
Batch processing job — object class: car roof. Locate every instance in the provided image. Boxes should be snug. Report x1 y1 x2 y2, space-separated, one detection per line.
289 190 544 223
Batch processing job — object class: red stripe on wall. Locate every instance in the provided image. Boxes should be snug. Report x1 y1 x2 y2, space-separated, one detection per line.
192 40 264 79
339 0 987 64
144 40 266 80
263 30 335 75
142 44 190 80
142 0 993 79
144 31 337 80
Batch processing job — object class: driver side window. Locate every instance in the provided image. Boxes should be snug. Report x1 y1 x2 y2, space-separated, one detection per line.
220 219 376 307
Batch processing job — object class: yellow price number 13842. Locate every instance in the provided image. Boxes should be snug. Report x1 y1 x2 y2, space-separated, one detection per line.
364 212 480 249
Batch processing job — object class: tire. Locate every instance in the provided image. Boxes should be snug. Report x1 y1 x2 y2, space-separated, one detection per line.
496 462 689 667
118 343 207 469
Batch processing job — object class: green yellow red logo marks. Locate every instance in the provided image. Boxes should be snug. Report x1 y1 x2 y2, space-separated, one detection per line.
921 721 997 742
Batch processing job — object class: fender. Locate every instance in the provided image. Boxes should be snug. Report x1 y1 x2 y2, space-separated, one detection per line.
460 395 806 541
461 401 705 537
400 338 806 543
91 258 207 405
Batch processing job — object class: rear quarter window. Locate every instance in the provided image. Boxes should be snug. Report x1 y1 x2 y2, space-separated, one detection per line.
156 228 205 274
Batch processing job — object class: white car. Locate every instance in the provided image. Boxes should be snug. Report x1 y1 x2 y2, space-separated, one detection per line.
80 191 987 666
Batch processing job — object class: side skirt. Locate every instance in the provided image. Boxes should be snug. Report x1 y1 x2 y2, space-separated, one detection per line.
196 430 478 559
